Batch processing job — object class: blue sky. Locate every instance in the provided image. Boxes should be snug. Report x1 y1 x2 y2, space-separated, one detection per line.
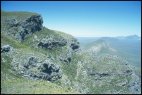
1 1 141 37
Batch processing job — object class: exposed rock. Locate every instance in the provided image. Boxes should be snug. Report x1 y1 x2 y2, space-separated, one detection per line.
123 69 133 76
71 43 79 50
12 56 62 81
6 19 18 27
3 15 43 41
17 15 43 41
60 56 72 63
23 57 38 69
28 57 38 65
37 62 62 81
59 49 72 63
116 79 128 86
89 72 111 79
67 57 71 63
70 40 80 52
38 38 67 49
1 45 11 53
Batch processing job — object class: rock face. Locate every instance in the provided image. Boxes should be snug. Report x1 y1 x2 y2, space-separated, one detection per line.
17 15 43 41
38 38 67 49
1 45 11 53
3 15 43 41
69 39 80 51
37 61 62 81
13 56 62 81
70 43 79 50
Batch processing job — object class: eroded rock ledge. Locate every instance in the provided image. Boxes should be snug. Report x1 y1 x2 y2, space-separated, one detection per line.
3 15 43 41
13 56 62 81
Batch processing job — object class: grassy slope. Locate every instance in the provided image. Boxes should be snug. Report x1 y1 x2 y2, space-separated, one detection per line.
75 51 133 94
22 27 79 82
1 32 79 94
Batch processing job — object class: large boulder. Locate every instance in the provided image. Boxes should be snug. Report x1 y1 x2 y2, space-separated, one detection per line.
70 43 79 50
16 15 43 41
70 39 80 51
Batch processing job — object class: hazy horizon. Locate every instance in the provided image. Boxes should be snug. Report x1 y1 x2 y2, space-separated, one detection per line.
1 1 141 37
75 34 141 38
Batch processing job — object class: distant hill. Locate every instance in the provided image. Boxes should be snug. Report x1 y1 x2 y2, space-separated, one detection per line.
125 35 140 39
80 36 141 67
116 35 140 40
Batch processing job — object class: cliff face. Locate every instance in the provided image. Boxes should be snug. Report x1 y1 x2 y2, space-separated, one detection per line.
1 12 43 41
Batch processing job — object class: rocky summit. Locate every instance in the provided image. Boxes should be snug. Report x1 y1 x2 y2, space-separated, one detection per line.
1 12 43 41
1 11 141 94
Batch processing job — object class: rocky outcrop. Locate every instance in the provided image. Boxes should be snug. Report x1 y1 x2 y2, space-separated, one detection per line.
37 61 62 81
38 37 67 49
23 57 38 69
70 39 80 51
87 68 112 81
59 50 72 63
60 57 72 63
3 15 43 41
89 72 110 77
13 56 62 81
1 45 12 53
70 43 79 50
88 68 134 80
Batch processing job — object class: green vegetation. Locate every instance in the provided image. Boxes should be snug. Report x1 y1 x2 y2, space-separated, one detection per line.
1 33 79 94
